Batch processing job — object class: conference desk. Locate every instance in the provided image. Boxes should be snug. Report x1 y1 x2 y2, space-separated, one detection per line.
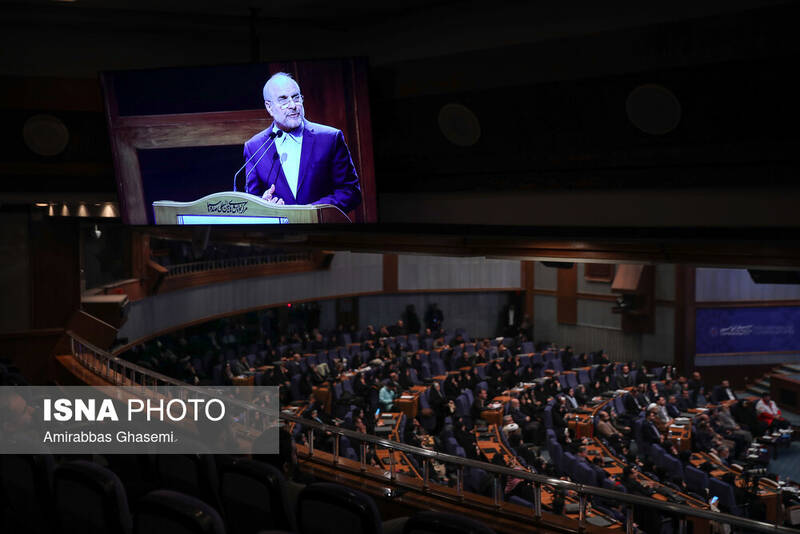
474 423 621 529
394 386 427 419
689 451 783 523
374 411 421 479
666 423 692 452
588 438 711 534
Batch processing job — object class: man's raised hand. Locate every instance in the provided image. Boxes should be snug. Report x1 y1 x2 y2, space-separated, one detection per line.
262 184 285 205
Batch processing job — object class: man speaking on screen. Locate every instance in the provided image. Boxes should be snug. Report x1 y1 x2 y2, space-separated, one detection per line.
243 72 361 214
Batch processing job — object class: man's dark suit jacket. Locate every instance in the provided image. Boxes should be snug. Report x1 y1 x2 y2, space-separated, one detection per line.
616 374 634 389
244 120 361 213
666 403 681 418
641 420 662 444
711 386 738 404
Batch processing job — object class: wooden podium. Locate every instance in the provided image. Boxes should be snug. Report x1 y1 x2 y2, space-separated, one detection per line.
153 192 352 224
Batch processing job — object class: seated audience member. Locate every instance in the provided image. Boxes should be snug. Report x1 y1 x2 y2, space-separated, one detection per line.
693 419 721 453
712 380 738 403
662 439 680 458
676 389 694 412
663 378 681 397
574 384 589 405
509 397 540 443
443 374 462 400
691 385 708 408
755 392 790 430
717 445 733 467
378 383 397 411
596 410 626 451
646 382 661 403
563 387 579 409
600 374 615 393
398 367 414 390
641 409 664 445
660 365 677 381
230 355 252 376
551 396 569 433
733 398 768 436
471 388 489 422
616 365 635 388
625 386 647 414
688 371 705 394
665 395 681 418
712 404 752 458
635 364 650 385
654 396 673 429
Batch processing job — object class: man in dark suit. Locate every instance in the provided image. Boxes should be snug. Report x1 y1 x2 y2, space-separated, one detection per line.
665 395 681 418
641 410 663 445
471 388 489 422
243 72 362 214
712 380 738 403
509 398 540 443
616 365 634 389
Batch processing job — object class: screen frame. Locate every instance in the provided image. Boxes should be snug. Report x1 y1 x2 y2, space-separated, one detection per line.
100 57 377 225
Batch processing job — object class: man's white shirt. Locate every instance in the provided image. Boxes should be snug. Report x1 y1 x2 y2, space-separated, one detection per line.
273 123 303 199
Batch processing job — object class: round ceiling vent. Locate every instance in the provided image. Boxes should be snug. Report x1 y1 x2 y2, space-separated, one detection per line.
23 114 70 156
626 84 681 135
438 103 481 147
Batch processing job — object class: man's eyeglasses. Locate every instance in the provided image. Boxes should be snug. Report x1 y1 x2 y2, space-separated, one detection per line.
269 94 304 108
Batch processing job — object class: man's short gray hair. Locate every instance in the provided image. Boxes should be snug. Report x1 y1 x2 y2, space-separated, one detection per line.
263 72 296 101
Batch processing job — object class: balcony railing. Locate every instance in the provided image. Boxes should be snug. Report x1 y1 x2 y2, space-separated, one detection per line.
68 332 275 434
165 251 313 277
65 330 797 534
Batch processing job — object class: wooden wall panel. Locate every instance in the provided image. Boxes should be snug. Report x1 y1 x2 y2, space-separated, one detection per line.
0 329 66 384
557 265 577 325
383 254 399 293
29 220 80 330
674 265 695 375
522 261 534 320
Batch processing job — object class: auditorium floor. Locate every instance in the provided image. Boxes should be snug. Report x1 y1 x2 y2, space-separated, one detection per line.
770 441 800 483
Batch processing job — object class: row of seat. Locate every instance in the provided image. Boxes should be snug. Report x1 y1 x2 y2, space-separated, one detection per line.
0 453 500 534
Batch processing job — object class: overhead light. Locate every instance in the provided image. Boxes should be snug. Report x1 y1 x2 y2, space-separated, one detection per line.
100 202 119 217
35 202 48 207
60 203 70 216
48 204 55 216
77 203 89 217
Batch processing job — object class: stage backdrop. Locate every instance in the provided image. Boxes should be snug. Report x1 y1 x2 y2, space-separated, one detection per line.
695 306 800 356
101 58 376 225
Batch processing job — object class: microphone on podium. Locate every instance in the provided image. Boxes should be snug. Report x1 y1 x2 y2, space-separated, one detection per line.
233 130 284 192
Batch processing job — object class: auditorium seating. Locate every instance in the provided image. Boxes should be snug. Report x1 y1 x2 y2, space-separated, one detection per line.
573 461 598 486
296 482 384 534
660 454 684 482
135 489 225 534
108 316 799 529
154 452 221 513
0 453 56 534
707 478 742 516
53 460 133 534
684 465 709 494
219 459 294 534
403 510 496 534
